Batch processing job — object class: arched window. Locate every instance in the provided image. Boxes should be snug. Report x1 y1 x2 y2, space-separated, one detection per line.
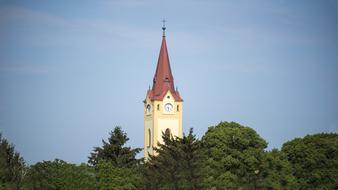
177 105 180 112
165 128 171 136
157 104 160 111
146 104 151 113
147 129 151 148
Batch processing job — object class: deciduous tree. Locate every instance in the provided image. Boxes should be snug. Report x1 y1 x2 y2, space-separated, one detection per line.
282 133 338 190
23 159 96 190
0 133 26 190
201 122 267 189
260 149 299 189
96 160 143 190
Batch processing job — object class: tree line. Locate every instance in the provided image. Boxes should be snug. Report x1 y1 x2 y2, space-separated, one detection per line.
1 121 337 190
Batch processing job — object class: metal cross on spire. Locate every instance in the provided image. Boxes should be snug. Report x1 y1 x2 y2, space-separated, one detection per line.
162 19 166 37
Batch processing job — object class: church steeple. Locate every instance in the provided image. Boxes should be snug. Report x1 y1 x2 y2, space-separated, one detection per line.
147 24 183 101
144 23 183 159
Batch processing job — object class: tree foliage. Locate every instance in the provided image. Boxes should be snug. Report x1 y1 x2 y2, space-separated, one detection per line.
2 124 338 190
23 159 96 190
96 160 143 190
0 133 26 190
88 126 142 167
260 149 299 189
144 128 203 190
282 133 338 190
201 121 268 190
89 126 143 190
179 128 203 190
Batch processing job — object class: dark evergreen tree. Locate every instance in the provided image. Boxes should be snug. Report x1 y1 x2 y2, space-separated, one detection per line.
178 128 203 190
144 128 203 190
0 133 26 190
88 126 143 190
88 126 142 167
282 133 338 190
145 132 181 190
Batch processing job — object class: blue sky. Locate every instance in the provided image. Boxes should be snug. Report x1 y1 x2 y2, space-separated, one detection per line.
1 0 337 164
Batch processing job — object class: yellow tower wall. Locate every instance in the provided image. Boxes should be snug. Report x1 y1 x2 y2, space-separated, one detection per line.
144 90 183 159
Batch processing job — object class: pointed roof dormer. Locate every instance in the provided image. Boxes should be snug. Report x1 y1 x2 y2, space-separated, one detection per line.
146 24 183 102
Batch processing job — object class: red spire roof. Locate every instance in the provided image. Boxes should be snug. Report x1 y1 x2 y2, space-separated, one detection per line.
146 33 183 102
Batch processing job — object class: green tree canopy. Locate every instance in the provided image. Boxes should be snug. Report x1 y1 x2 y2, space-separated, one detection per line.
260 149 298 189
2 123 338 190
96 160 143 190
23 159 96 190
88 126 143 190
88 126 142 167
282 133 338 190
201 121 267 189
0 133 26 190
144 128 203 190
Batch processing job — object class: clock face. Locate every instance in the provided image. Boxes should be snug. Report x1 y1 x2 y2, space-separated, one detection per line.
146 104 151 113
164 103 173 112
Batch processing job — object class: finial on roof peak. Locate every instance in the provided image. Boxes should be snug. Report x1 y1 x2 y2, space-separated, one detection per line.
162 19 166 37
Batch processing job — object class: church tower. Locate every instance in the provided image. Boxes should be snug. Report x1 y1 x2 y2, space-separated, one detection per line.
144 24 183 159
